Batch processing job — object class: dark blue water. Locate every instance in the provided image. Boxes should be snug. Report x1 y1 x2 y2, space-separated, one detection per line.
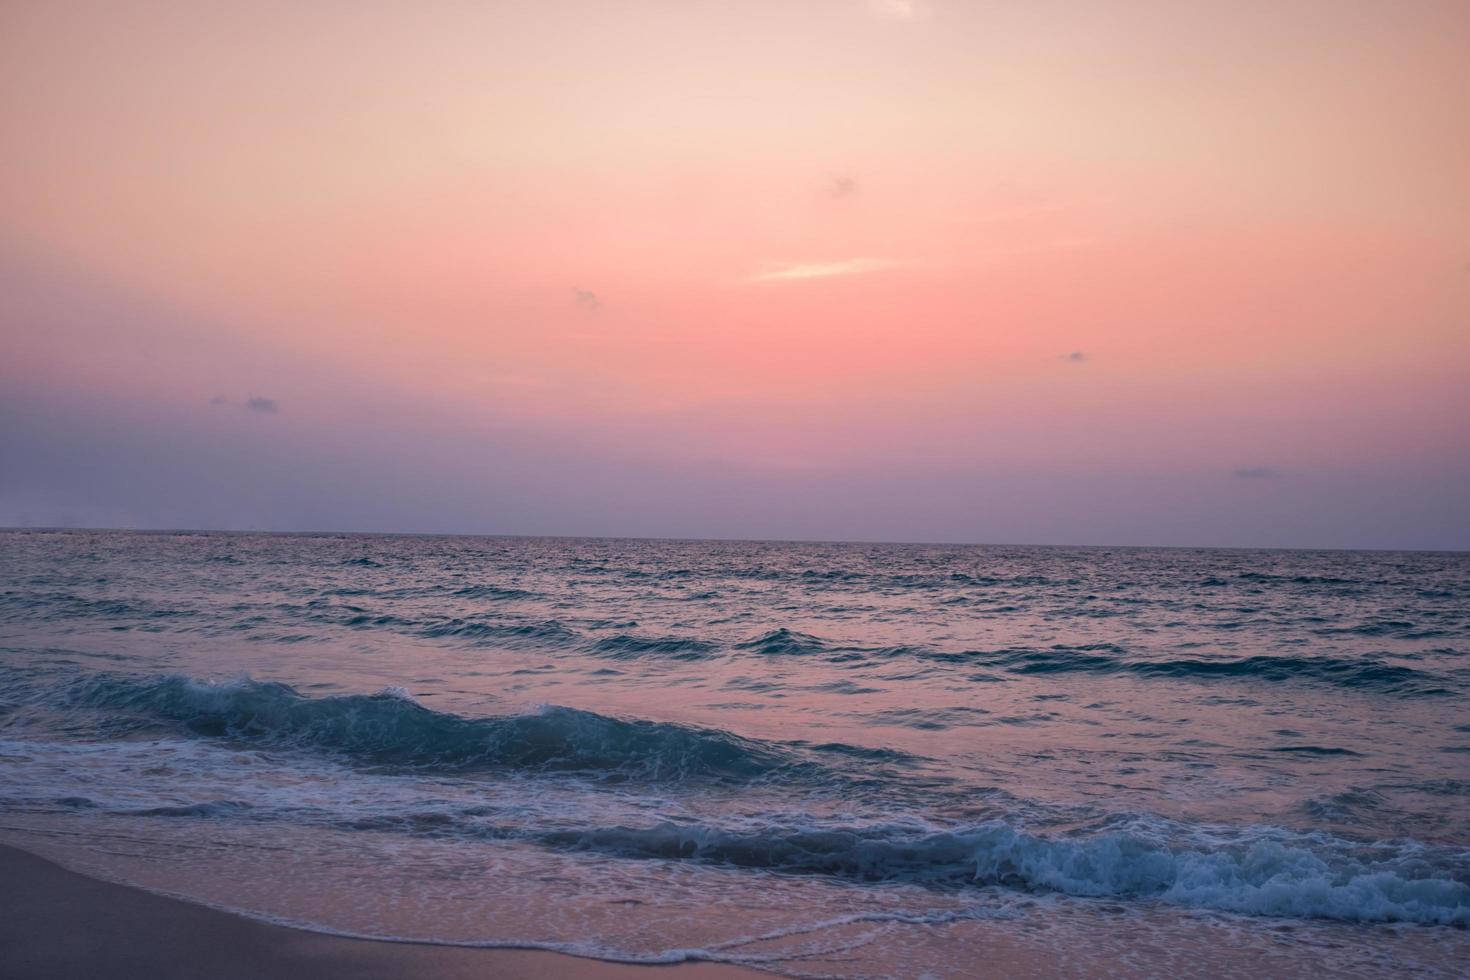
1 531 1466 975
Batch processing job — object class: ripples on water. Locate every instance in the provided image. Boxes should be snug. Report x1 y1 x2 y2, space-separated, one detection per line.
0 530 1467 976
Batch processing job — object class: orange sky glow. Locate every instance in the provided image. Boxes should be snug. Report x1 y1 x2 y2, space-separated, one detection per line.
2 1 1467 546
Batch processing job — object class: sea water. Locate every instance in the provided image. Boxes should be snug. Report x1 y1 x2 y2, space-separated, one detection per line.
1 531 1466 975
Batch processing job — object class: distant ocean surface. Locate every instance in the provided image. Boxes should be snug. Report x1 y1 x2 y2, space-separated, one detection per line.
1 530 1467 976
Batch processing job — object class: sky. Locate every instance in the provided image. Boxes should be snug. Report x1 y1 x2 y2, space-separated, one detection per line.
2 0 1468 549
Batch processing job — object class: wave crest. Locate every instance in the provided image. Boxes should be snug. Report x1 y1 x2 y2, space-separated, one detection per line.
547 818 1470 925
60 674 814 782
591 634 717 660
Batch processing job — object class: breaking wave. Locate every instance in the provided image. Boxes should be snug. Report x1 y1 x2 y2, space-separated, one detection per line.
543 817 1470 925
37 673 897 783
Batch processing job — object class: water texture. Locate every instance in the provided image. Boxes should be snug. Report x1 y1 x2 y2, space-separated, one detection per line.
1 531 1466 975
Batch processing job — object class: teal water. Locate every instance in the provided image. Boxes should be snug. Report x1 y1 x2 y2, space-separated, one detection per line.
1 530 1466 975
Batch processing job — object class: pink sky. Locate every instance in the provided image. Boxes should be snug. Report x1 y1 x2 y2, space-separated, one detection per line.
2 1 1467 546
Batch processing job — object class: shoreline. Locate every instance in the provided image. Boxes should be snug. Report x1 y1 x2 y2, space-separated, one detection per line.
0 843 764 980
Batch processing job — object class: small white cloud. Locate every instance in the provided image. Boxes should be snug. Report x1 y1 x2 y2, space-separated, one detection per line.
868 0 928 22
750 258 899 283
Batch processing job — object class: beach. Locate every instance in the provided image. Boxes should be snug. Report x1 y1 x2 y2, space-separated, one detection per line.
7 836 1464 980
0 844 762 980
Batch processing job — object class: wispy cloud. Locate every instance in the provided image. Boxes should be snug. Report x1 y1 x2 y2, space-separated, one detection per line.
1062 351 1088 363
750 258 899 283
1232 466 1282 480
573 288 600 313
246 396 279 414
826 175 857 201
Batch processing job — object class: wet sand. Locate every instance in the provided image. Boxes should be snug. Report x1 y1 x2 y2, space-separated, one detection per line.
0 844 762 980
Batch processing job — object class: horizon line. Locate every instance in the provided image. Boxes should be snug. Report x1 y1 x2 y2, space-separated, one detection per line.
2 525 1464 556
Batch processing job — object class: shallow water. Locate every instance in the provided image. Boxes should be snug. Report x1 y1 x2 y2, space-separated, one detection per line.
1 530 1467 975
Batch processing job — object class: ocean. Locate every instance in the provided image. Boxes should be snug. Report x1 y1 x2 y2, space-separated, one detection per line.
1 530 1466 976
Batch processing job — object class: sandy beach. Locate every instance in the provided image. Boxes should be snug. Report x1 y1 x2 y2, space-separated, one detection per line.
0 844 762 980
